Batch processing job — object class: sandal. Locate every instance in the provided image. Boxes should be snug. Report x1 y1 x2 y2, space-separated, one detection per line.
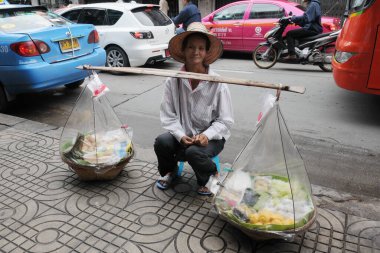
197 186 212 196
156 173 175 190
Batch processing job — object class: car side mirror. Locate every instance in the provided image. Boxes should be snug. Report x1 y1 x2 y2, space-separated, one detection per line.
208 14 214 22
289 11 292 16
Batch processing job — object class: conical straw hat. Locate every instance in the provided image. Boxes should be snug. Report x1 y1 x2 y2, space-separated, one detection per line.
169 22 223 65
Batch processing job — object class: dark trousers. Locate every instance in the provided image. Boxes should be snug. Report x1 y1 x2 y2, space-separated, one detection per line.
154 132 225 186
286 28 318 55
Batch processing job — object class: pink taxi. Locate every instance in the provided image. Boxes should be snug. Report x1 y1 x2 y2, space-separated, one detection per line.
202 0 340 52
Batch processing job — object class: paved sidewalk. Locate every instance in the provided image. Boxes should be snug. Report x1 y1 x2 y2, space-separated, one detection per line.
0 114 379 253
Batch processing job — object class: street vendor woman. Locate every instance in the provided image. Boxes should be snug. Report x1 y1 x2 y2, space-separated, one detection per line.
154 22 234 195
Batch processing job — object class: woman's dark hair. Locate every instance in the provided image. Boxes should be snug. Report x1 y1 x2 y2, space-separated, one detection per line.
181 33 211 51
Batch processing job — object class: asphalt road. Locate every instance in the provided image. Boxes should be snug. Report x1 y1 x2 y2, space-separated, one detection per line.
6 53 380 197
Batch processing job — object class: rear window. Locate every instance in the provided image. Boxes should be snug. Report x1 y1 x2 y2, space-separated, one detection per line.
107 9 123 25
131 6 171 26
0 8 70 33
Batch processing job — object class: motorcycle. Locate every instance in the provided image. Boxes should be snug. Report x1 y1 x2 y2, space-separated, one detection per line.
252 15 340 72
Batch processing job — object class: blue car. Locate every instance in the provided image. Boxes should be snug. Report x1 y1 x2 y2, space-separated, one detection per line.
0 5 106 111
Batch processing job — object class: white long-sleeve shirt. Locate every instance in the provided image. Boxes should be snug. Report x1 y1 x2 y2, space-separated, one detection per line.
160 67 234 142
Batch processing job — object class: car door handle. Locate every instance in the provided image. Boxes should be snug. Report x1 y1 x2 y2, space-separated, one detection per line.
233 22 242 26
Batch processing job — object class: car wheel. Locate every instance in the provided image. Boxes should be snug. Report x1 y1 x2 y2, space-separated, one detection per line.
106 46 130 68
0 85 9 113
253 45 277 69
65 79 84 89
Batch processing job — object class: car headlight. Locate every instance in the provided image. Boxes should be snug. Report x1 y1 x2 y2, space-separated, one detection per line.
334 51 355 63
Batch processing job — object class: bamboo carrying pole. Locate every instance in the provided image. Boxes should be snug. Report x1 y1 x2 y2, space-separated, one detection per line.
78 65 306 94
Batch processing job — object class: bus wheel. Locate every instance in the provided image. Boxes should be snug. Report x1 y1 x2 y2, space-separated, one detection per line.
318 45 334 72
253 45 277 69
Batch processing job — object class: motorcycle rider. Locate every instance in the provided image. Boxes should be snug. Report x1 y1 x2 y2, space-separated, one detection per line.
173 0 201 34
284 0 323 60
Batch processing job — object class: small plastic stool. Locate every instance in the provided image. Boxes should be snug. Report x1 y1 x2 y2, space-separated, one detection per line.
177 155 221 176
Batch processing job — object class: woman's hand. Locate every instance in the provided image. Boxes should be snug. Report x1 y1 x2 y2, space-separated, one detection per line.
181 136 194 146
193 134 208 146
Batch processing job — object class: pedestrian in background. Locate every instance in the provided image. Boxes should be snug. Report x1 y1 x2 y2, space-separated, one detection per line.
154 22 234 195
173 0 201 34
159 0 169 16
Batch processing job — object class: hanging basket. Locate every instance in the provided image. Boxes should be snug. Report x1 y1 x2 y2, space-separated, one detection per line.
218 197 317 240
220 210 316 240
211 93 316 240
60 73 134 181
62 149 134 181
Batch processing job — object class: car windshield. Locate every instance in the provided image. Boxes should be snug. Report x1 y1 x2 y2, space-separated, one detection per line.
348 0 375 12
131 6 172 26
0 8 71 33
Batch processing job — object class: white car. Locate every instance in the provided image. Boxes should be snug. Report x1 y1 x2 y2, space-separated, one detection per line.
57 2 175 67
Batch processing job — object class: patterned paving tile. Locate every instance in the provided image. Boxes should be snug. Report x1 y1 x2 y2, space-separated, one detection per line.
0 128 379 252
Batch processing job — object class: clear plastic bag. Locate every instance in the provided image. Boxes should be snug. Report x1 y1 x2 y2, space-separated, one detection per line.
256 92 277 125
212 93 315 240
60 73 134 181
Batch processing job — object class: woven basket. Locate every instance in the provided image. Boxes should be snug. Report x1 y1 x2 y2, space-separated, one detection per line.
219 207 317 240
62 150 134 181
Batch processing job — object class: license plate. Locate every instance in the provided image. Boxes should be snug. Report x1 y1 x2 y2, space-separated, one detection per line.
59 38 80 53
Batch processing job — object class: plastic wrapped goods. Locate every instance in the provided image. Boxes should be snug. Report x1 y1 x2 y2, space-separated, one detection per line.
60 73 134 181
213 94 316 240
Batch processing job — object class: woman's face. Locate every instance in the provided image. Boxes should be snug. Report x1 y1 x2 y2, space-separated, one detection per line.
184 35 207 66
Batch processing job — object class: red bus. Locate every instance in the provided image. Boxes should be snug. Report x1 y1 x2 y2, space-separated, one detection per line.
332 0 380 95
